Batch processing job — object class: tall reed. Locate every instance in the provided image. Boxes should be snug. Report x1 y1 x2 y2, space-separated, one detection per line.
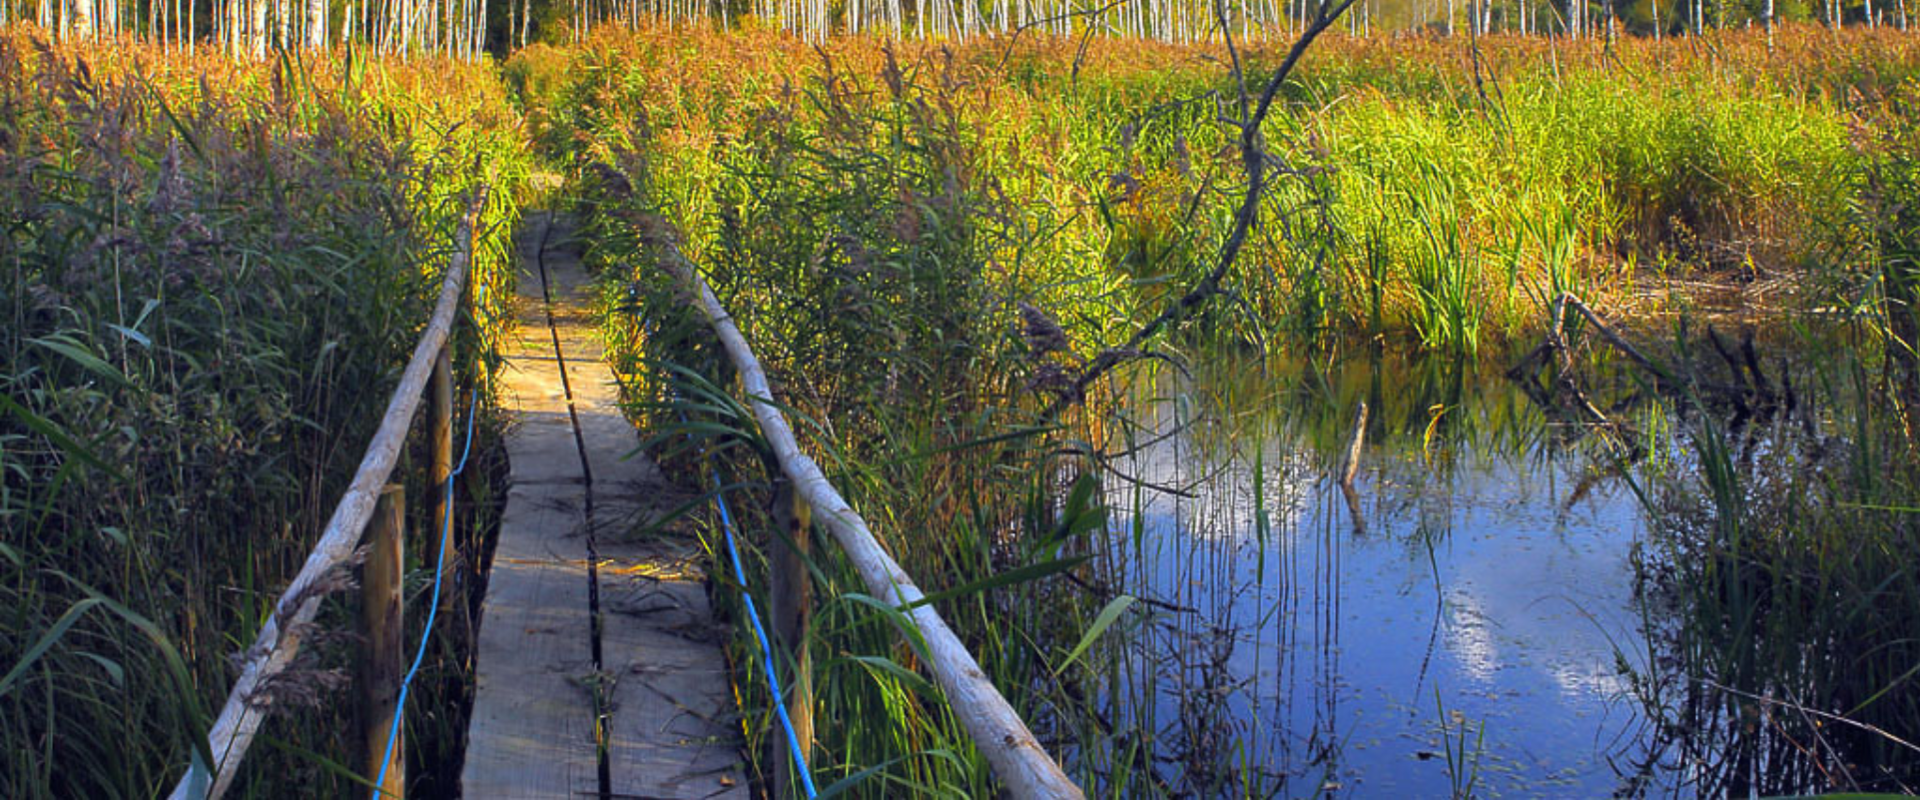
0 34 529 797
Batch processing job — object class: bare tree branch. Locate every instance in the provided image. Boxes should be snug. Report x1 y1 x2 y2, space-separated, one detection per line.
1045 0 1357 417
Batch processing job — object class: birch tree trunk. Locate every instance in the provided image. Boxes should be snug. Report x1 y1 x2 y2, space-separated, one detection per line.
71 0 92 39
308 0 326 47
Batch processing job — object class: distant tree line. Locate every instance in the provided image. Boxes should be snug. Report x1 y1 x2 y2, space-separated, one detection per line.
0 0 1907 61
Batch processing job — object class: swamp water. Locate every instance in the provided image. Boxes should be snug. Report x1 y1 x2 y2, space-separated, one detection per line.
1083 351 1692 797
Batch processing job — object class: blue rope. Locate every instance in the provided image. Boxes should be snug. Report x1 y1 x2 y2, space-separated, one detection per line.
651 312 816 796
370 383 479 799
371 282 490 799
704 459 819 799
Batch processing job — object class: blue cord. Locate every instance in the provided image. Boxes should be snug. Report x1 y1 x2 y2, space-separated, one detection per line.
371 282 490 799
705 460 820 798
370 384 479 799
652 313 816 795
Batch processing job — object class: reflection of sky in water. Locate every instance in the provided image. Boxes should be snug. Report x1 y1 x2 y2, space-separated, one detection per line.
1101 380 1662 797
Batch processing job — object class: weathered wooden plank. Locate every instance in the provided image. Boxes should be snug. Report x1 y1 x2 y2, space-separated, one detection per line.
468 211 743 799
461 486 596 800
536 218 746 799
597 538 748 800
461 217 600 800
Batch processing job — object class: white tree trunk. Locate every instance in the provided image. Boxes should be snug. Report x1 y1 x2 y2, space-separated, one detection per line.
308 0 326 47
71 0 92 38
251 0 269 57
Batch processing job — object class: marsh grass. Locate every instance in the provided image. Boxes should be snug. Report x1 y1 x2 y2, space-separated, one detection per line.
521 24 1911 362
0 34 528 798
517 21 1920 796
1625 85 1920 797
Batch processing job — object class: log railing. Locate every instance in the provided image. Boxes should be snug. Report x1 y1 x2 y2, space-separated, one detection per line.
654 243 1086 800
167 189 487 800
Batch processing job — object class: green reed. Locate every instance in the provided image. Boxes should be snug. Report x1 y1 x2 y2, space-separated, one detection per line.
1623 80 1920 797
0 37 529 798
512 22 1920 796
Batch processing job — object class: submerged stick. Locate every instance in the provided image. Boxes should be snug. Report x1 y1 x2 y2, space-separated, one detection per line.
1341 482 1368 536
1558 293 1670 382
1707 325 1748 391
1740 327 1775 402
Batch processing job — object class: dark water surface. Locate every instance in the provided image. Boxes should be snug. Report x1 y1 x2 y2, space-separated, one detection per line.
1093 352 1679 797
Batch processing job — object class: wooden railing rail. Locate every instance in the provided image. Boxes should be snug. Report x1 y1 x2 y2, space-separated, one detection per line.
654 243 1086 800
167 189 487 800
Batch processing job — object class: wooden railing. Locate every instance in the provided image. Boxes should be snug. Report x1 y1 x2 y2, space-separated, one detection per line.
654 243 1086 800
167 190 487 800
160 189 1080 798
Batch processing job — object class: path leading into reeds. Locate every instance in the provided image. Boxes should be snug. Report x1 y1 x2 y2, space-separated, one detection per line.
462 212 746 800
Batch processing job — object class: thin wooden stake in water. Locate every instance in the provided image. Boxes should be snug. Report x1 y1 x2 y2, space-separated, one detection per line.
769 479 814 798
1339 401 1370 534
362 485 405 800
431 342 455 612
1339 401 1368 488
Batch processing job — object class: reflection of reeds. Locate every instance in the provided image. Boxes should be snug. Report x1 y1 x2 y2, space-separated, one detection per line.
1630 347 1920 791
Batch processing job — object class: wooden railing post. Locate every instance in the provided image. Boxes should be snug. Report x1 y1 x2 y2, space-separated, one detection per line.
430 341 455 613
362 485 406 799
769 478 813 798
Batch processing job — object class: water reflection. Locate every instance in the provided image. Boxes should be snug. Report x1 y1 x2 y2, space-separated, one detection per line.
1088 349 1667 797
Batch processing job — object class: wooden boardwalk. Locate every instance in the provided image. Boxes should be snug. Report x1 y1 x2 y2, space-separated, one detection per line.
463 213 746 799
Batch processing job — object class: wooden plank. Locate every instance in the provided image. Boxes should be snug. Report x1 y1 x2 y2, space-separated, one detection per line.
597 537 747 800
537 216 745 799
461 216 599 800
467 211 744 799
461 486 596 799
